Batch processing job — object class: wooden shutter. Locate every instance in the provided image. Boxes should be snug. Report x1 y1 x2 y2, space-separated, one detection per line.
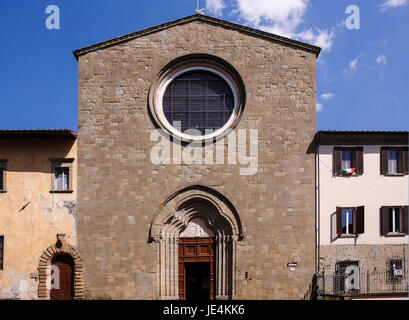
397 148 403 174
355 147 364 175
381 148 388 175
333 148 342 175
380 207 389 235
402 148 408 175
355 206 365 234
336 207 342 235
403 206 408 235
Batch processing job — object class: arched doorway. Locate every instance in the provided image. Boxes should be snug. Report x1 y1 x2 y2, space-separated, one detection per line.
50 254 74 300
38 234 84 300
178 217 216 300
150 185 243 300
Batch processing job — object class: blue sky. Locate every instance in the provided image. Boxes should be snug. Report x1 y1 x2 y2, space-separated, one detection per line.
0 0 408 131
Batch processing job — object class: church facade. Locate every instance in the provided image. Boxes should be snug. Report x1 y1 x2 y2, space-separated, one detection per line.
74 14 319 300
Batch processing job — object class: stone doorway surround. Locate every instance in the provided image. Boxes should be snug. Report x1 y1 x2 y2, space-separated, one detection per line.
37 234 84 300
149 185 243 300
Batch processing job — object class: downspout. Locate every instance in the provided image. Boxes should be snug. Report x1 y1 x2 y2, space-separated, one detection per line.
316 133 321 274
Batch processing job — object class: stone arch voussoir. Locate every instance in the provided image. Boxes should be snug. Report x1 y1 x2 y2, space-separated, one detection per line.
37 234 84 300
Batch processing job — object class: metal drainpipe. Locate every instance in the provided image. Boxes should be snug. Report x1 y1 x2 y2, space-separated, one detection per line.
316 134 321 274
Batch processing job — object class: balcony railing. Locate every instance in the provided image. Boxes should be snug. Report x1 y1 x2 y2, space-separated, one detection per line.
317 270 408 298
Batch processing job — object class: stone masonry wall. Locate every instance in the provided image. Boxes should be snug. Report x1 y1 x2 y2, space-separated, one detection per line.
320 244 408 274
77 20 317 299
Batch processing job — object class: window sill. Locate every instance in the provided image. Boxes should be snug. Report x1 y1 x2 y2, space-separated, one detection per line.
0 189 7 193
384 233 406 237
334 174 361 177
50 190 73 194
383 173 405 177
339 234 358 238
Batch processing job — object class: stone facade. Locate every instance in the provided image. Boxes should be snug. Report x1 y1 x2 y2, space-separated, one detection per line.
76 15 318 300
320 244 408 274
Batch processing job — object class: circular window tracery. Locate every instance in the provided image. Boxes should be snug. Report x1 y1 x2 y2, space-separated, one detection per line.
162 71 235 137
150 56 245 142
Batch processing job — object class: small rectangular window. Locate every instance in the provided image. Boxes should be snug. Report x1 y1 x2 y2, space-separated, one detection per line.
334 261 360 293
50 158 74 193
0 235 4 270
380 206 408 235
333 206 365 239
381 147 408 175
388 259 404 282
55 167 69 191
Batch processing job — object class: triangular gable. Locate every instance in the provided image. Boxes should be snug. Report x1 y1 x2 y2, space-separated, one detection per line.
73 14 321 59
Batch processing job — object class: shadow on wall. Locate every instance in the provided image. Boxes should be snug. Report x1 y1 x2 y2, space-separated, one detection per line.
0 137 76 174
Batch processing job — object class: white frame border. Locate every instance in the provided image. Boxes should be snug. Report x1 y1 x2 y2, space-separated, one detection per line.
154 66 239 142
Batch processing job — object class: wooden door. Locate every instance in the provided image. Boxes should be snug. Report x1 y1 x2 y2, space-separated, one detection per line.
178 237 215 300
50 255 74 300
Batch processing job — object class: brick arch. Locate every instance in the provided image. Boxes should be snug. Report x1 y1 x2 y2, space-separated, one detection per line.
37 234 84 300
149 185 243 300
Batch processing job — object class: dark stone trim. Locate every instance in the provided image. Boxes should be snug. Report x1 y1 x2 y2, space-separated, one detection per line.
0 129 77 138
72 14 321 59
49 158 75 163
49 190 74 194
317 131 409 145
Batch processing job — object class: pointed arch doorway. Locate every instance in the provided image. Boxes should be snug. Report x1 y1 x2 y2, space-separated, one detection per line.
150 185 243 300
178 217 216 300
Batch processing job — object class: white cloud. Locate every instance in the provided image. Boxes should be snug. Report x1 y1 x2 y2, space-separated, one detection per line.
376 54 387 65
296 28 336 52
232 0 337 52
205 0 226 16
381 0 408 12
316 103 323 112
321 93 333 100
342 56 361 76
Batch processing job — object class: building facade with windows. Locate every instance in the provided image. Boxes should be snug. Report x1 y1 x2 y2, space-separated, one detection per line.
316 131 409 299
0 130 81 300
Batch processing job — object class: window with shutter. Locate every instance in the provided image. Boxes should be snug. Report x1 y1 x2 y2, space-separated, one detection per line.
380 206 406 235
381 147 407 175
334 148 363 176
403 206 408 235
333 207 364 237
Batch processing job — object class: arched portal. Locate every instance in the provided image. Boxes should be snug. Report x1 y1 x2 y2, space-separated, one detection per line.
150 185 243 300
37 234 84 300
